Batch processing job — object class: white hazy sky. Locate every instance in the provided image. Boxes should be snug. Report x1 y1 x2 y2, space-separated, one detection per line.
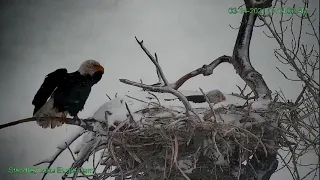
0 0 318 180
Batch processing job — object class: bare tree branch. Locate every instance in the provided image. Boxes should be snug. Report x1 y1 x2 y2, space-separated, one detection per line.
120 37 201 119
259 14 320 105
170 55 231 90
231 4 272 99
0 117 102 132
6 1 319 180
134 36 170 86
33 130 85 180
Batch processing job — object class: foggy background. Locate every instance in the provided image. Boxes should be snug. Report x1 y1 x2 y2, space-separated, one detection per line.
0 0 318 180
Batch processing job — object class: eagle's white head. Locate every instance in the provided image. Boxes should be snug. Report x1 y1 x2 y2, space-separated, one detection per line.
206 89 226 104
78 59 104 76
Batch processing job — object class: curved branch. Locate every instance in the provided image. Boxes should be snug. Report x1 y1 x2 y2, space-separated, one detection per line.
171 55 231 90
231 5 272 99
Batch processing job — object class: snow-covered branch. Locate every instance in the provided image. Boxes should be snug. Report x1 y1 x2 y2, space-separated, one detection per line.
34 130 85 180
231 0 273 100
0 117 101 131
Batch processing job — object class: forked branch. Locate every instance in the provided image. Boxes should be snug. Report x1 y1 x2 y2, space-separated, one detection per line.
120 37 195 117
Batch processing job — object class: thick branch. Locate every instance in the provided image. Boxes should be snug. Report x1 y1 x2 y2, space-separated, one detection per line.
170 55 231 90
231 2 272 99
0 117 100 131
149 1 273 99
244 0 272 8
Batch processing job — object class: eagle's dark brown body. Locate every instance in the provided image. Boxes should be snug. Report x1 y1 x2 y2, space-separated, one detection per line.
32 60 104 128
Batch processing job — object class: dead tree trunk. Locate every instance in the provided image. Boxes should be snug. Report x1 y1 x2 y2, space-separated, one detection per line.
231 1 272 100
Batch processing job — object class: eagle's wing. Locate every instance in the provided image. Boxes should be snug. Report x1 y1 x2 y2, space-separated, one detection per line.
185 95 206 103
77 87 91 112
32 68 68 115
62 72 93 116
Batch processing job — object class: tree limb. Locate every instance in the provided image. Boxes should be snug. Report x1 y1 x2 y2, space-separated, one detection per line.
119 79 194 118
231 0 273 100
120 37 200 118
0 117 101 131
135 36 170 86
170 55 232 90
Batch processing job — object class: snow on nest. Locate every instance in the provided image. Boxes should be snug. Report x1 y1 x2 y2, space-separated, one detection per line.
93 90 247 129
251 97 271 110
74 90 248 166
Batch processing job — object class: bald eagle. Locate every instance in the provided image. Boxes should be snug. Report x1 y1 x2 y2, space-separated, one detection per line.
32 60 104 129
185 90 226 104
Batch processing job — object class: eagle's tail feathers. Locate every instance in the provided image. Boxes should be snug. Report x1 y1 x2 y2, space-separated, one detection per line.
36 119 64 129
33 98 67 129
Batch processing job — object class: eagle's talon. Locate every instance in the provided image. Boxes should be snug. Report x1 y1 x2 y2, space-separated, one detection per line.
72 115 80 123
60 112 68 122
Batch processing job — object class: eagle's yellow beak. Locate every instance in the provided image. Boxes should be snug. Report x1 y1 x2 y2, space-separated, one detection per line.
96 65 104 73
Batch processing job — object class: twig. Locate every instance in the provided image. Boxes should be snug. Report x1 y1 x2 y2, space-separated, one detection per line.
199 88 216 123
106 94 112 100
173 136 191 180
125 102 135 124
66 143 92 180
154 54 165 86
148 92 161 106
135 36 169 86
231 125 268 157
33 130 85 180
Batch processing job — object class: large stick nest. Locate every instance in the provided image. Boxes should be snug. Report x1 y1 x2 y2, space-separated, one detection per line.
101 98 281 180
97 31 278 179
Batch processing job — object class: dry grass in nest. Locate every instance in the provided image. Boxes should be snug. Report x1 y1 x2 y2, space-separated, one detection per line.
101 103 279 180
